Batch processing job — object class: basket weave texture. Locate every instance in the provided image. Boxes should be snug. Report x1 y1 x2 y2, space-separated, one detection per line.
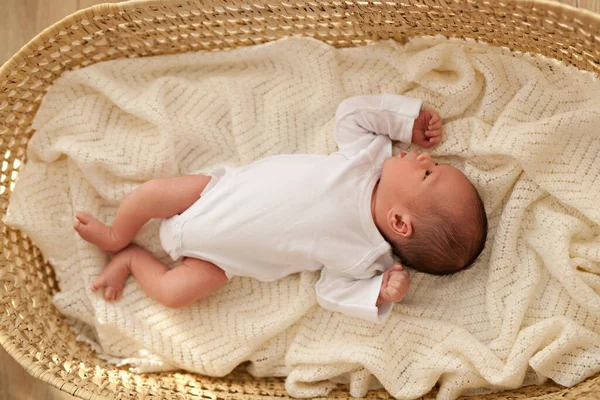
1 0 599 399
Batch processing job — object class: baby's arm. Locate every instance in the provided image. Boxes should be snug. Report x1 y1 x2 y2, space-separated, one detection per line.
315 257 411 322
315 266 406 324
333 94 443 152
376 262 410 306
334 94 422 148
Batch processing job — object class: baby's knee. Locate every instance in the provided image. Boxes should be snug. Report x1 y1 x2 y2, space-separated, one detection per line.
156 271 197 308
160 295 190 309
158 286 199 309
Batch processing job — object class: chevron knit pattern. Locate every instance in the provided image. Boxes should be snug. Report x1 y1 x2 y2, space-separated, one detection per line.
4 36 600 400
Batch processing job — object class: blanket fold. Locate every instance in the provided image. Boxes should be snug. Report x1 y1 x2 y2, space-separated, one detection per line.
5 36 600 399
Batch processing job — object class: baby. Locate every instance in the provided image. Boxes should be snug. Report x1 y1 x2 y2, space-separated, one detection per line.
74 94 488 324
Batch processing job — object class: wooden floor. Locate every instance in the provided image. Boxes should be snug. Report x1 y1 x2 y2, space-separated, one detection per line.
0 0 599 399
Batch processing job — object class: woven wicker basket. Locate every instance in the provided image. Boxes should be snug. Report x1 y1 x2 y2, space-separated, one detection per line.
1 0 599 399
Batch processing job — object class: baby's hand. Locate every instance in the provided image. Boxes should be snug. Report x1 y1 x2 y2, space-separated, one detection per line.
377 262 410 305
412 109 442 148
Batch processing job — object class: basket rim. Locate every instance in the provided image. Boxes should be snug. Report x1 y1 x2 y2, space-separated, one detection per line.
1 0 600 82
1 0 600 399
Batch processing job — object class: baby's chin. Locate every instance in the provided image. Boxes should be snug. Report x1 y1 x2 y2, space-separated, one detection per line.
380 157 395 178
378 158 403 191
382 154 406 175
383 153 402 167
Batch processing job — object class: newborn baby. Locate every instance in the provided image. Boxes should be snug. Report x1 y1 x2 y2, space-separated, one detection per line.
74 94 488 324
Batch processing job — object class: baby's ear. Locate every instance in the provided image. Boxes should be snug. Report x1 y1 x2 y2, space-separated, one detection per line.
388 209 413 239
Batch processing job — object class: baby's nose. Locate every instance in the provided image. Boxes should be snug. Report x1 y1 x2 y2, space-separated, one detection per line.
416 152 436 168
416 152 431 162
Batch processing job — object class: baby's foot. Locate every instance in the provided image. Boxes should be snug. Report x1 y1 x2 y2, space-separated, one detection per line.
73 212 126 253
90 248 133 301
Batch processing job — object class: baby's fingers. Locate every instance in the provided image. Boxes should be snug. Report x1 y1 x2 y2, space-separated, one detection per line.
384 282 408 302
428 119 442 132
390 262 405 272
389 270 410 286
426 135 441 146
388 270 410 293
427 110 440 124
425 129 442 138
384 284 402 299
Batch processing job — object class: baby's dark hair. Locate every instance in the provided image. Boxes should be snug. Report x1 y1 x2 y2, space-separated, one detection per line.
391 184 487 275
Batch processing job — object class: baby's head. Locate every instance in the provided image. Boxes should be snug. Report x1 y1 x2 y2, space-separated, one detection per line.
375 150 487 275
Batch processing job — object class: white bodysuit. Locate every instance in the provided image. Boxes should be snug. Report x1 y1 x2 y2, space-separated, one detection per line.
159 94 422 324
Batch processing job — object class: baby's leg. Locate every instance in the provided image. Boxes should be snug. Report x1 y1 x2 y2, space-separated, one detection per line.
91 244 228 308
74 174 211 252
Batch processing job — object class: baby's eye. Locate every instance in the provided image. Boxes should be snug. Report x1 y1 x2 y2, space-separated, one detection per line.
424 170 432 179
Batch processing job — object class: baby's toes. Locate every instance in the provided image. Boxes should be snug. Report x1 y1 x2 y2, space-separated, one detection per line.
74 213 93 233
75 211 94 225
90 278 104 293
73 220 85 233
104 287 116 301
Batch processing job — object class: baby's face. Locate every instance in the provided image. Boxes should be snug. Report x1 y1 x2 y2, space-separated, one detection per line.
380 150 474 217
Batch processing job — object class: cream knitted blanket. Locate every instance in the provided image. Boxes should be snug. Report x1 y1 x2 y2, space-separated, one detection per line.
5 36 600 399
